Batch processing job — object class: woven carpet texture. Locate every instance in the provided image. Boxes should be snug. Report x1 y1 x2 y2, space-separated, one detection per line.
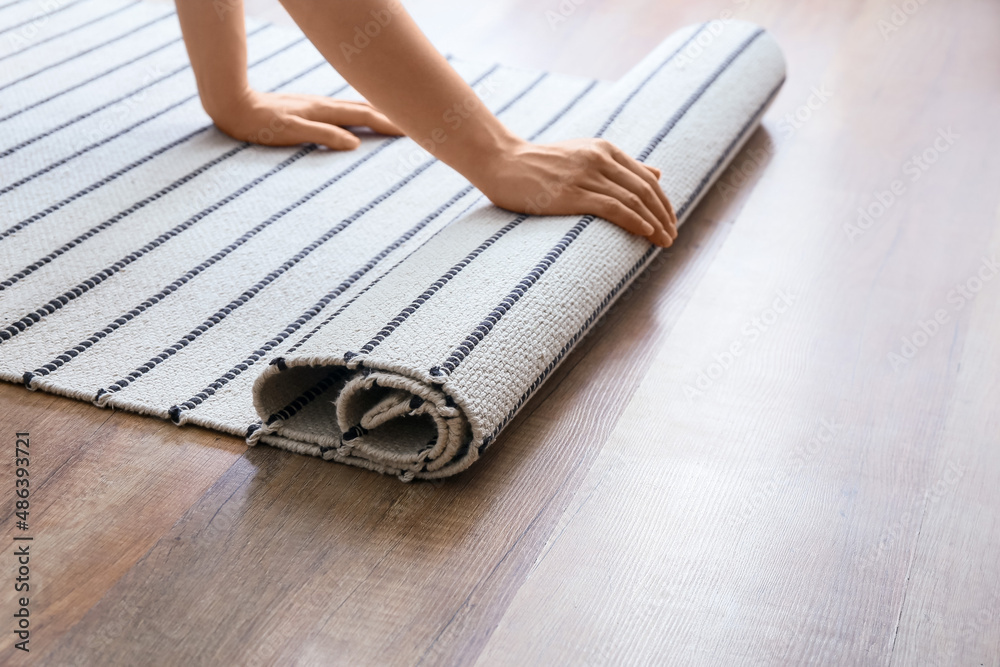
0 0 785 480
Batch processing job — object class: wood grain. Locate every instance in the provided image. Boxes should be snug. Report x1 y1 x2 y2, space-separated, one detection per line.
0 385 245 663
2 0 998 664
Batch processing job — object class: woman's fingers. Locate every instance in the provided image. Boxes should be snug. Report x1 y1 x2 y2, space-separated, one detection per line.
582 175 668 245
598 160 675 242
300 100 404 135
282 116 362 150
605 143 677 235
580 192 658 239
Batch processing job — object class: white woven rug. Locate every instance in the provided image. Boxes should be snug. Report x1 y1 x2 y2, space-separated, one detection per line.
0 0 785 480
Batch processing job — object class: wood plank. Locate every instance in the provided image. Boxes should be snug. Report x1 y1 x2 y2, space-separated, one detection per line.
473 0 1000 663
0 384 245 662
30 117 767 667
889 220 1000 666
7 3 756 665
2 0 996 663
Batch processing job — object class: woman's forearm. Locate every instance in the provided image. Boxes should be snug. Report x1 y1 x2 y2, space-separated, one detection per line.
172 0 676 245
275 0 521 189
177 0 519 189
174 0 251 121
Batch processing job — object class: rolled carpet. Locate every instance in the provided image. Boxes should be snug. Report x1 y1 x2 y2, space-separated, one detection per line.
0 1 784 481
248 23 786 479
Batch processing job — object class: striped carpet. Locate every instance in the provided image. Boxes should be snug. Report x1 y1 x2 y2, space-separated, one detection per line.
0 1 786 480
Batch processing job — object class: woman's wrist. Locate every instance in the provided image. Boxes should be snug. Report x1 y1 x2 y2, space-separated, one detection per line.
449 121 527 195
200 81 254 126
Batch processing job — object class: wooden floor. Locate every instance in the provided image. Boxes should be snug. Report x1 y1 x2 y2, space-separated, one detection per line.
3 0 999 664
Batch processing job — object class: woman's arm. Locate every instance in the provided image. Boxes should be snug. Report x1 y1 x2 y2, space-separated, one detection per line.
175 0 676 246
175 0 402 149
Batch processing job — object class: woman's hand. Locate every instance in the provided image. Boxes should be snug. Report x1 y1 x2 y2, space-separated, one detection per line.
473 137 678 247
208 89 404 151
207 91 676 246
176 0 675 246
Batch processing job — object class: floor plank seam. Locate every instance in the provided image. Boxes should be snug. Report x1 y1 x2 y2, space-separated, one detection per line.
887 494 928 665
415 455 597 665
